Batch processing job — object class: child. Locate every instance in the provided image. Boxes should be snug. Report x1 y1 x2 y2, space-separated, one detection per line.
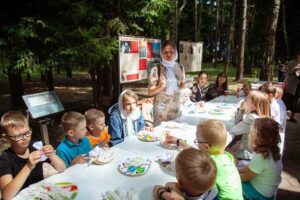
229 91 270 167
56 111 92 167
196 120 243 200
108 90 145 146
166 120 244 199
264 84 281 124
190 71 209 102
239 118 282 200
153 148 218 200
241 82 252 97
84 108 110 148
275 87 287 155
0 111 65 199
237 82 252 113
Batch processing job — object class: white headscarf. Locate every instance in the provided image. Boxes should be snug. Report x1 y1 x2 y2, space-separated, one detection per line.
161 51 179 95
118 90 141 137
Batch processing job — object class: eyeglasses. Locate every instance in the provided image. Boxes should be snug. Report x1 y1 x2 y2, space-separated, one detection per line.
7 130 32 141
194 138 208 146
162 50 175 55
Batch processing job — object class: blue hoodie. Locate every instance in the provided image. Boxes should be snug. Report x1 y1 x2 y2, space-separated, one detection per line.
108 99 145 146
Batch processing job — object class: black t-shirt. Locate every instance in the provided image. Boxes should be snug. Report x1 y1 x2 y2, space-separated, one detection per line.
0 142 51 190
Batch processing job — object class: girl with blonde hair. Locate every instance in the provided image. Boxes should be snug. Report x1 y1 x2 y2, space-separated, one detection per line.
229 90 270 167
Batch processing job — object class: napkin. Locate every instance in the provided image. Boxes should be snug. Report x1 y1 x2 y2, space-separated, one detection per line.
32 141 48 162
101 188 138 200
89 146 112 159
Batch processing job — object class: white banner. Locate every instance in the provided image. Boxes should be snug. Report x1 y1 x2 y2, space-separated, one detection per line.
179 41 203 72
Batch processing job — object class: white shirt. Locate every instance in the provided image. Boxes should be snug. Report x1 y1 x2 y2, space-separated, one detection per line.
276 99 287 132
249 153 283 198
270 99 280 124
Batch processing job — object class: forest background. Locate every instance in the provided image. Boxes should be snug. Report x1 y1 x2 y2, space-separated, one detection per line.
1 0 300 110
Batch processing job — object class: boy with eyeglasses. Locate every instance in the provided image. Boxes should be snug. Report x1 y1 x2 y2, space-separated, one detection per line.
166 119 243 200
0 111 65 200
196 120 243 200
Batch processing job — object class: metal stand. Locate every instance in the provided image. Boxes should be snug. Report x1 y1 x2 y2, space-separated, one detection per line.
39 118 51 145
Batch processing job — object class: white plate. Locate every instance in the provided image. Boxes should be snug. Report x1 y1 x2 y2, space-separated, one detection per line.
137 131 159 142
118 157 152 176
208 108 225 115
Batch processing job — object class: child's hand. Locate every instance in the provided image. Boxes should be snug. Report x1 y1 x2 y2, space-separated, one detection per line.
71 154 90 165
165 135 178 144
198 101 205 108
144 126 153 132
42 145 55 159
27 150 42 170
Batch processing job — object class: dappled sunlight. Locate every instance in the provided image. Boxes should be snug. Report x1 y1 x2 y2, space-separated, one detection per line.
280 170 300 192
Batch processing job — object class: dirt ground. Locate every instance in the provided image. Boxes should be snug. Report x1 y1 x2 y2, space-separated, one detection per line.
0 72 299 199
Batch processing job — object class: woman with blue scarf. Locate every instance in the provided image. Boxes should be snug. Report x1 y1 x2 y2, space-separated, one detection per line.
148 40 185 126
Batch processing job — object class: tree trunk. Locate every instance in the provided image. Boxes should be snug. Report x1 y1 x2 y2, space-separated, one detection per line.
282 0 290 58
40 71 46 81
8 68 24 108
46 68 54 91
198 0 204 38
194 0 198 41
214 0 220 67
96 67 103 109
90 66 98 108
26 72 31 82
65 61 72 79
235 0 247 81
170 0 186 43
103 65 112 97
170 0 178 42
259 0 281 81
225 0 237 74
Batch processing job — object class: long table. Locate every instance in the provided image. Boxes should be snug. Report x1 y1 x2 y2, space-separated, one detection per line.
175 95 243 129
14 96 241 200
14 123 198 200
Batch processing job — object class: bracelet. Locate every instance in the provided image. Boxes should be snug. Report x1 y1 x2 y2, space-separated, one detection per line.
176 139 181 147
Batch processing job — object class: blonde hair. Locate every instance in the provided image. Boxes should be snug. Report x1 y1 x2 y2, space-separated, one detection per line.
122 90 138 103
176 148 217 193
1 111 28 133
61 111 86 132
275 87 283 98
197 120 227 148
247 91 270 117
84 108 105 125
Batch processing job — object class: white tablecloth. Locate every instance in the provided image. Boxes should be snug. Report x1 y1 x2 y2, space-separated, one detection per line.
14 123 198 200
175 95 243 129
14 96 243 200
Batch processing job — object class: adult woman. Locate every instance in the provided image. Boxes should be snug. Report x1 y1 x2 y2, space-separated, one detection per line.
283 51 300 123
190 71 209 102
206 72 228 101
148 40 185 126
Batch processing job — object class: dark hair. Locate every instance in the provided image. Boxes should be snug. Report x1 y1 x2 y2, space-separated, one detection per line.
161 40 176 50
197 71 208 79
251 118 281 161
215 72 228 90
